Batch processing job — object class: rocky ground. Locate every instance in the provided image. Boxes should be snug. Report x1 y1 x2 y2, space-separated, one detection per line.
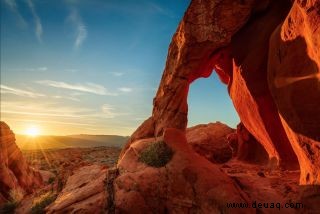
23 147 120 174
15 147 120 213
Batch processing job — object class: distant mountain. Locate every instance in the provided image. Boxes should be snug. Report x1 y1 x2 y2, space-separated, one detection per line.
16 134 129 150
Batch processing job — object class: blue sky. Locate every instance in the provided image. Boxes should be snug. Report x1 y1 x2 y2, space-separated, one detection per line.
0 0 239 136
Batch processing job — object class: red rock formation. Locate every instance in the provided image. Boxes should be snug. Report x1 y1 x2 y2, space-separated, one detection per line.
268 0 320 184
115 129 254 213
186 122 235 163
121 0 257 157
123 0 320 185
0 121 42 204
46 165 107 213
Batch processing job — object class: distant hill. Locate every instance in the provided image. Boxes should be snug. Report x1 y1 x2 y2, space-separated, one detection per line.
16 134 129 150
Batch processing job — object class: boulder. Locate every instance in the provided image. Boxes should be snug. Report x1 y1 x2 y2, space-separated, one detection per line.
114 129 254 213
46 165 107 213
186 122 235 163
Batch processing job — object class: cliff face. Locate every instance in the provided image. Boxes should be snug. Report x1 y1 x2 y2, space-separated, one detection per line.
0 122 42 204
123 0 320 185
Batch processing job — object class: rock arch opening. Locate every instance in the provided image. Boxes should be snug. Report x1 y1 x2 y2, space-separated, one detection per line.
187 71 239 128
187 70 269 165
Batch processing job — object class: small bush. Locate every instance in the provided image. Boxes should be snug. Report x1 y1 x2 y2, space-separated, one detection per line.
31 192 57 214
0 187 24 214
139 141 173 168
48 177 55 184
0 201 18 214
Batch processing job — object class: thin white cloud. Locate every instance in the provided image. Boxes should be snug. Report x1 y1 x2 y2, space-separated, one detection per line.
1 101 94 118
52 95 80 102
110 72 124 77
11 67 48 72
101 104 117 118
1 101 127 130
37 67 48 71
26 0 43 42
67 9 87 49
2 110 82 118
4 0 28 28
9 118 94 127
0 85 45 98
147 2 174 18
118 87 132 92
36 80 117 96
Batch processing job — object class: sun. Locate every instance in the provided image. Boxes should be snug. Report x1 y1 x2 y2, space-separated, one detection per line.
25 126 40 137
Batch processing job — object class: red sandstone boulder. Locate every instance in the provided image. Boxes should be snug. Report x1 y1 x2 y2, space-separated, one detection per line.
46 164 107 213
0 121 42 205
114 129 254 213
186 122 235 163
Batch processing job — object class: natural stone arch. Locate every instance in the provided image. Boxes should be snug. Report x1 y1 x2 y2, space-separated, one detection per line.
124 0 291 165
122 0 320 185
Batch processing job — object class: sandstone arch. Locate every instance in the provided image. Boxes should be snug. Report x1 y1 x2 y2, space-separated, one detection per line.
123 0 320 185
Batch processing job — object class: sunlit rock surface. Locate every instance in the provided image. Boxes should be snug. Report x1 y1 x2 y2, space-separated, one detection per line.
186 122 235 163
114 129 254 213
0 121 42 205
46 164 107 213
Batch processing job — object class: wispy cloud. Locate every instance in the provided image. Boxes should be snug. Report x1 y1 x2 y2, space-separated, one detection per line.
36 80 117 96
52 95 80 102
26 0 43 42
1 101 94 118
37 66 47 71
67 9 87 49
110 72 124 77
118 87 132 92
6 67 48 72
4 0 43 41
147 2 174 18
0 85 45 98
4 0 28 28
8 118 95 127
101 104 117 118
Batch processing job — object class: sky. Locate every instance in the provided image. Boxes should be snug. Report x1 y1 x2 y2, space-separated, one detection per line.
0 0 239 136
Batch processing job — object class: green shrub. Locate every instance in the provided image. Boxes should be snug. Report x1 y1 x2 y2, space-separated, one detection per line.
30 192 57 214
139 141 173 168
48 177 55 184
0 187 24 214
0 201 18 214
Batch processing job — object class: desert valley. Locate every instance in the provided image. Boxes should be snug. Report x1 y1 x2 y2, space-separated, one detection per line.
1 0 320 213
